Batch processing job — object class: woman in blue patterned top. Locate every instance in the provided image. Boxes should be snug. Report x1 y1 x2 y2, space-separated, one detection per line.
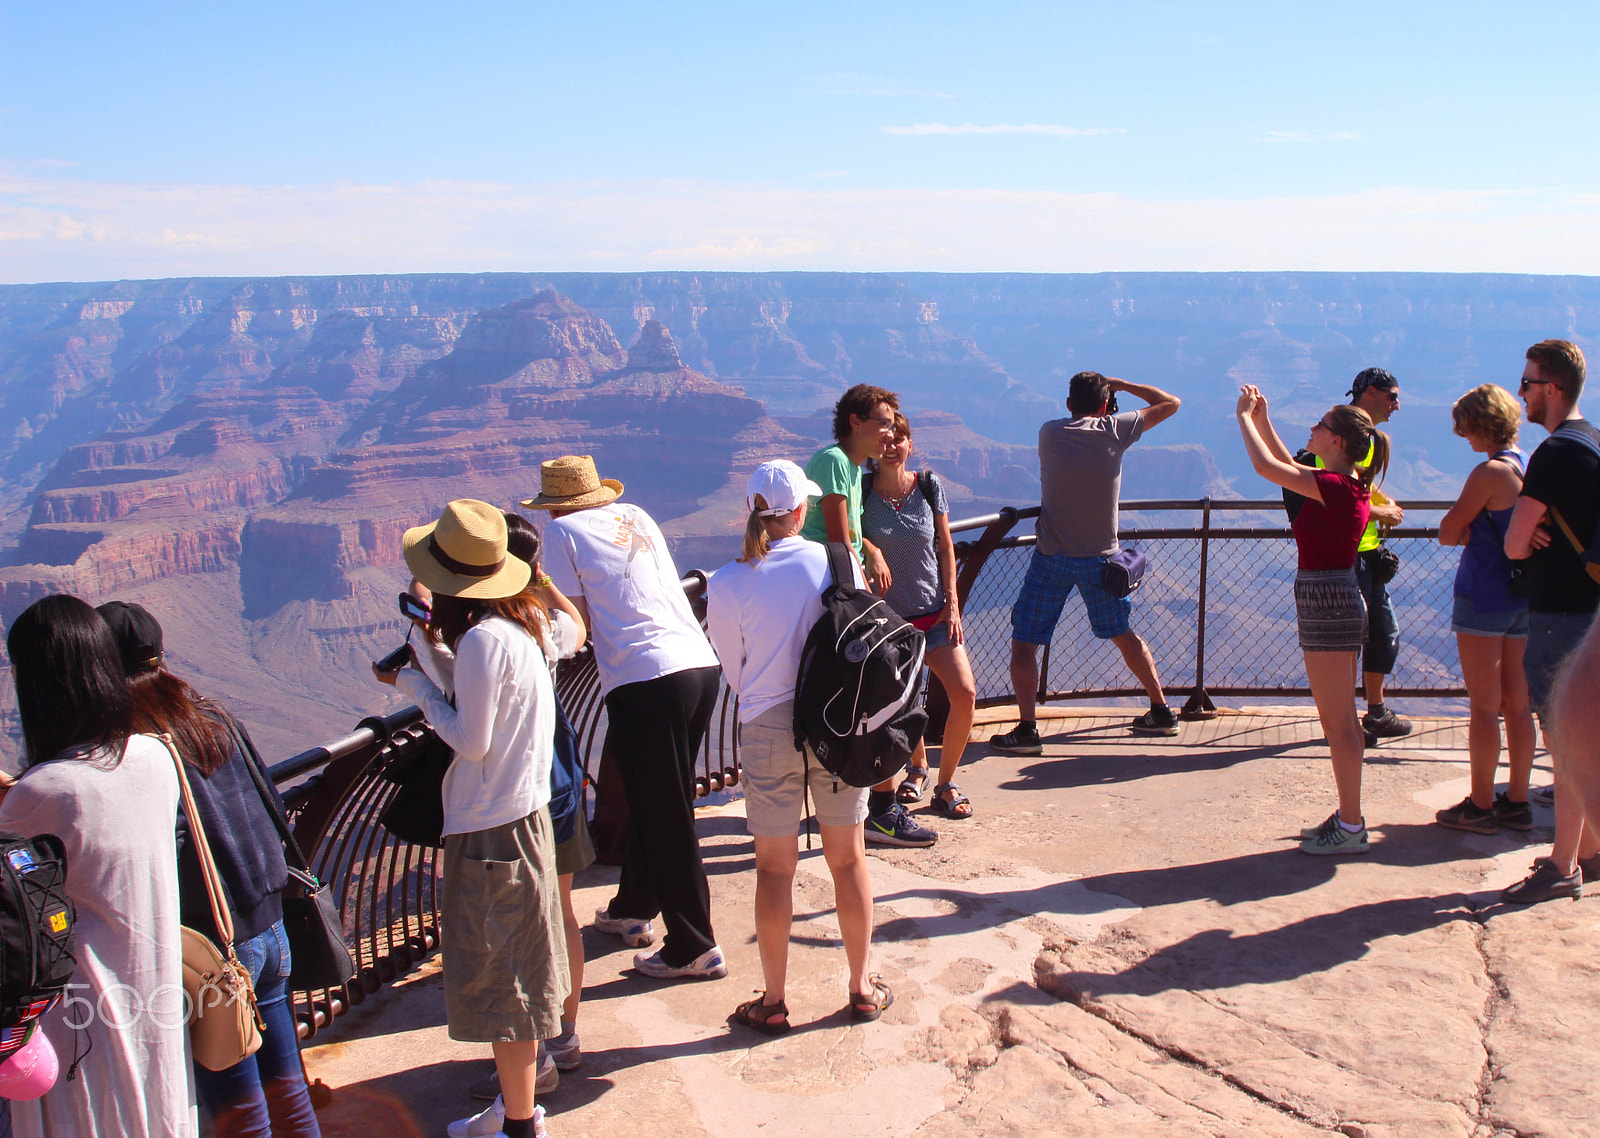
861 413 980 819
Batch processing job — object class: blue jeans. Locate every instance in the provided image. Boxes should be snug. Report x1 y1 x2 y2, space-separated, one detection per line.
194 919 321 1138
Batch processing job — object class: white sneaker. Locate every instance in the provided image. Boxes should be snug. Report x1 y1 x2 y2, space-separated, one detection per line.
446 1098 546 1138
593 906 655 947
632 945 728 980
544 1030 581 1071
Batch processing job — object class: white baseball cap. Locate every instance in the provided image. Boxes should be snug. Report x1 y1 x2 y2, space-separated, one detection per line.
747 460 823 516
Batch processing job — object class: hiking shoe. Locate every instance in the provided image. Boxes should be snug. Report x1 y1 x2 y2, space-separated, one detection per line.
449 1097 546 1138
988 723 1043 755
633 945 728 980
1501 858 1582 905
593 906 656 947
544 1029 581 1071
1530 785 1556 808
1299 813 1370 855
1362 707 1413 738
864 803 939 847
469 1049 558 1102
1492 793 1534 832
1436 796 1498 835
1130 706 1180 736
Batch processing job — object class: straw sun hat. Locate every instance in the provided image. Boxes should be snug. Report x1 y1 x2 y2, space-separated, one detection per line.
520 455 623 511
403 499 532 600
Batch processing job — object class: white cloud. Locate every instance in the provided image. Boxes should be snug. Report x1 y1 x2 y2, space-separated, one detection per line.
1256 130 1365 143
2 175 1599 280
884 122 1126 137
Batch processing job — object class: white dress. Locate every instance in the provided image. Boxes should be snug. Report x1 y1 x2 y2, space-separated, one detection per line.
0 734 195 1137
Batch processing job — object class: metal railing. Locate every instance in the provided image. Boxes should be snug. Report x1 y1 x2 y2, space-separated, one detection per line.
277 497 1466 1034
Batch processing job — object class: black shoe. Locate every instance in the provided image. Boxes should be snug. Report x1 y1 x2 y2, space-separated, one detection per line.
1362 729 1380 750
989 723 1043 755
1130 706 1180 736
1436 796 1497 835
1501 858 1582 905
1362 707 1413 738
1492 793 1533 832
1580 854 1600 884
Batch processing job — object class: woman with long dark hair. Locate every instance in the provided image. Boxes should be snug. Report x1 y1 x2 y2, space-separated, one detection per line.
373 499 583 1138
1237 386 1391 854
0 595 191 1137
95 600 321 1138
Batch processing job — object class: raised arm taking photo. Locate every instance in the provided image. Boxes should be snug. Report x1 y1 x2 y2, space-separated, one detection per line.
1111 377 1182 431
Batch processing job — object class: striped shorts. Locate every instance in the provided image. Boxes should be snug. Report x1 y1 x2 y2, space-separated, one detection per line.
1295 568 1367 653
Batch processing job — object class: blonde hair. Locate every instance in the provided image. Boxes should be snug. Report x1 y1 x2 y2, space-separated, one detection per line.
1452 384 1521 448
1323 404 1391 490
740 495 775 565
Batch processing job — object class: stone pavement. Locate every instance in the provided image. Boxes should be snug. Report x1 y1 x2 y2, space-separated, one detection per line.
301 707 1600 1138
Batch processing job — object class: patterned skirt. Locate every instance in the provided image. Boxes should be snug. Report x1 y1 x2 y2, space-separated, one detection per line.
1295 568 1367 653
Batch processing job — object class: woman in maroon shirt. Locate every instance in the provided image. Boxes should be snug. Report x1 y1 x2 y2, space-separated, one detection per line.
1237 384 1390 855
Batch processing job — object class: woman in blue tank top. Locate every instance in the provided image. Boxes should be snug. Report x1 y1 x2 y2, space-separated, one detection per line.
1437 384 1535 836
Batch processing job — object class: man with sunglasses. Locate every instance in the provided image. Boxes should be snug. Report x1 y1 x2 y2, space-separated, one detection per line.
1500 339 1600 903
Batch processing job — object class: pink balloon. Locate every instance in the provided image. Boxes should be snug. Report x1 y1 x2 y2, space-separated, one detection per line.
0 1024 58 1100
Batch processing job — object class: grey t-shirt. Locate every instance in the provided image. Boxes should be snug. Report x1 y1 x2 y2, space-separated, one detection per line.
1036 410 1144 557
861 471 950 618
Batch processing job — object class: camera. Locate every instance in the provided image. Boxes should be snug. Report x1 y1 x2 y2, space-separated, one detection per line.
375 643 413 672
398 592 431 621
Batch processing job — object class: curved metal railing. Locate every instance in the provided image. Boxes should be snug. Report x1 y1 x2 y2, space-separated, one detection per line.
278 497 1465 1034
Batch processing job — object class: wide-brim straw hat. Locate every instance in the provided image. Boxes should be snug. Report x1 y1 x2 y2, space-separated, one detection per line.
403 498 532 600
520 455 624 511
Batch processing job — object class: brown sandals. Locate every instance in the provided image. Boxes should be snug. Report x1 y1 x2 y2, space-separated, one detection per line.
848 974 894 1022
731 994 791 1036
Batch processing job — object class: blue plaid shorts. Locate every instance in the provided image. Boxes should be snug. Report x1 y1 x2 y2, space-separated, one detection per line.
1010 550 1132 643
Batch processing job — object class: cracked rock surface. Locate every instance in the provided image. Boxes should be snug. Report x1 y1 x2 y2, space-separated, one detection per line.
302 709 1599 1137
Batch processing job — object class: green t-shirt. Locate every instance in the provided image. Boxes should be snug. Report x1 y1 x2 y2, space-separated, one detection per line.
799 444 864 560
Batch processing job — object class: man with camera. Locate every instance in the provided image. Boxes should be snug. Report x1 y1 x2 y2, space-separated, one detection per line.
989 371 1182 755
1500 339 1600 903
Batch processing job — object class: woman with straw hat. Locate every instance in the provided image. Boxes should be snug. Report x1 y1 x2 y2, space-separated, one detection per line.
373 499 585 1138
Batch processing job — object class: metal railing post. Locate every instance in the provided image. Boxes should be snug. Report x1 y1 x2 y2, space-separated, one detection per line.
1181 497 1218 719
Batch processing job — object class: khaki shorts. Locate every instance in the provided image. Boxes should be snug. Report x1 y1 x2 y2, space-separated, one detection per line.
739 701 870 837
442 807 569 1042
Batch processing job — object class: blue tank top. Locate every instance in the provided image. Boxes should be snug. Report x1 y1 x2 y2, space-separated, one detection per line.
1454 449 1527 613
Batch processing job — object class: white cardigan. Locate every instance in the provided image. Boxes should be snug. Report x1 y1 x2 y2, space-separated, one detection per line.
396 611 579 836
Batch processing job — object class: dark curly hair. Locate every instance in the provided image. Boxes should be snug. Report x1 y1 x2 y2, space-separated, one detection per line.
831 384 900 443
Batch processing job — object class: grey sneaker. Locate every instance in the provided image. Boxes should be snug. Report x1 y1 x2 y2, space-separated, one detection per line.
1130 706 1180 736
544 1028 581 1071
1363 707 1413 738
1531 785 1556 807
1300 813 1370 855
989 723 1043 755
1501 858 1582 905
633 945 728 980
864 803 939 847
594 906 656 947
1436 796 1498 835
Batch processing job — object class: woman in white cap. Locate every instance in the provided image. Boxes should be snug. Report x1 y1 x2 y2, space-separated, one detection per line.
705 460 892 1034
373 499 585 1138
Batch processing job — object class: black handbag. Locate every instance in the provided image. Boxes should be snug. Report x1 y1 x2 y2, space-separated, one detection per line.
1102 546 1148 598
1365 545 1400 585
232 720 358 991
378 732 453 848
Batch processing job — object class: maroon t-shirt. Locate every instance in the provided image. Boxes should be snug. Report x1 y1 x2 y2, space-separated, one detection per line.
1291 470 1371 570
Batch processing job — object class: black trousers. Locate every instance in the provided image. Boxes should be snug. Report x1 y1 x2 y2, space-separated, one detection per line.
604 665 721 967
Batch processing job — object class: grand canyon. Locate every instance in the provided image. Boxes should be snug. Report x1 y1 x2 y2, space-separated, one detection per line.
2 271 1596 759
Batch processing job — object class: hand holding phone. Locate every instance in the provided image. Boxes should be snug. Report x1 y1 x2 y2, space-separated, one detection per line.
398 592 431 622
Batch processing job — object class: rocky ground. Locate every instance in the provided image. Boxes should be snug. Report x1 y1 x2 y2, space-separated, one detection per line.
301 707 1598 1138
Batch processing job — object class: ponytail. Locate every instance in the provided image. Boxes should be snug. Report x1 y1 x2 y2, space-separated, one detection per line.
1362 430 1391 491
739 496 773 565
1323 405 1390 490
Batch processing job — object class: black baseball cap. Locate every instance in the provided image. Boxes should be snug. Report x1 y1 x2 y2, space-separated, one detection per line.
1348 368 1399 399
96 601 164 676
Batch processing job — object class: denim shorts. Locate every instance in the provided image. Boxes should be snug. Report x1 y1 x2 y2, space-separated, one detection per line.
921 621 951 651
1451 594 1530 638
1010 550 1131 643
1524 610 1595 717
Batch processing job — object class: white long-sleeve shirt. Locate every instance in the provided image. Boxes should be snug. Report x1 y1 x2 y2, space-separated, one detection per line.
705 537 863 724
396 611 579 836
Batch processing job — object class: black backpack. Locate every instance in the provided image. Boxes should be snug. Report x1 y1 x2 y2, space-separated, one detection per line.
793 542 928 788
0 831 76 1059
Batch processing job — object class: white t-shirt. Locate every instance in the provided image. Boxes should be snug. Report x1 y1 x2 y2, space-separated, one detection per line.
396 611 580 837
542 503 718 693
706 536 865 724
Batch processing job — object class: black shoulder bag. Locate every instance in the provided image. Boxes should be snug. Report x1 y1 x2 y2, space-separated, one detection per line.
230 718 358 991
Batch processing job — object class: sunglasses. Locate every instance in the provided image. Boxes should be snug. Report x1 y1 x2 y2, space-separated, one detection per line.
1518 377 1556 394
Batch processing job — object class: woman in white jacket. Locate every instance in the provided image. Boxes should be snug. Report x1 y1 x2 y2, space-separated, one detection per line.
374 499 583 1138
706 461 891 1035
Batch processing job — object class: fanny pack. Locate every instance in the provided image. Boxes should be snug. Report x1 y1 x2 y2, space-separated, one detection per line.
1102 547 1148 598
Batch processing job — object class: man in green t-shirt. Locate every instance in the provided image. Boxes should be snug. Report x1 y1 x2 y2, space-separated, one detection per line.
801 383 937 850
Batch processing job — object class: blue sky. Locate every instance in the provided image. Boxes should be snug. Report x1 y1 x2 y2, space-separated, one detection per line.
3 1 1599 280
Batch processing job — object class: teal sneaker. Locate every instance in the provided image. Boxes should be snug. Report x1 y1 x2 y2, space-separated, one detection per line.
1300 813 1369 855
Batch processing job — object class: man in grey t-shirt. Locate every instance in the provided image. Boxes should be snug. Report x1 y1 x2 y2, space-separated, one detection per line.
990 371 1183 754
